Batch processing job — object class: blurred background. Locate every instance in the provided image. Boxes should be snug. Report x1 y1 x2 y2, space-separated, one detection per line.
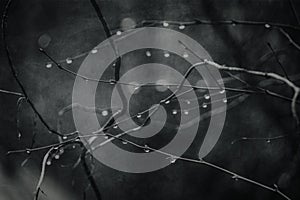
1 0 300 199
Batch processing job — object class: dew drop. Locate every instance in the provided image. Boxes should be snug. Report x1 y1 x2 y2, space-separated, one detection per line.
266 139 271 143
122 140 128 145
202 103 208 108
113 125 118 129
72 145 76 149
144 145 150 153
165 100 170 104
26 150 31 154
54 154 60 160
46 160 52 166
183 52 189 58
145 51 151 57
172 110 177 115
204 94 210 99
137 114 142 118
66 58 72 64
219 89 225 94
91 49 98 54
179 25 185 30
169 156 177 164
62 136 67 140
186 100 190 104
102 110 108 116
116 31 122 35
163 22 169 27
222 98 227 103
183 110 189 115
265 24 271 28
164 52 170 58
46 63 52 69
104 135 109 139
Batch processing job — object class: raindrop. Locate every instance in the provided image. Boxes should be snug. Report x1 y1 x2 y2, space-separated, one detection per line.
202 103 208 108
164 52 170 58
183 52 189 58
266 139 271 143
54 154 60 160
145 50 151 57
91 49 98 54
116 31 122 35
186 100 190 104
165 100 170 104
104 135 109 139
66 58 72 64
265 24 271 28
204 94 210 99
102 110 108 116
172 110 177 115
219 89 225 94
222 98 227 103
46 63 52 69
163 22 169 27
179 25 185 30
26 150 31 154
113 125 118 129
122 140 128 145
183 110 189 115
62 136 67 140
46 160 52 166
72 145 76 149
137 114 142 118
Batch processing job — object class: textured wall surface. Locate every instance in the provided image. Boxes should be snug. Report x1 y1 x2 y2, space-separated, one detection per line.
1 0 300 200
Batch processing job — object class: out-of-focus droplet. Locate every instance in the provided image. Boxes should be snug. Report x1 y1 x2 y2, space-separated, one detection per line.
116 31 122 35
164 52 170 58
204 94 210 99
265 24 271 28
183 110 189 115
120 17 136 31
104 135 109 139
223 98 227 103
156 79 169 92
266 139 271 143
179 25 185 30
54 154 60 160
38 33 51 48
26 150 31 154
62 136 67 140
165 100 170 104
183 52 189 58
66 58 72 64
146 51 151 57
102 110 108 116
172 110 177 115
91 49 98 54
186 100 190 104
46 63 52 69
46 160 52 166
202 103 208 108
72 145 76 149
163 22 169 27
